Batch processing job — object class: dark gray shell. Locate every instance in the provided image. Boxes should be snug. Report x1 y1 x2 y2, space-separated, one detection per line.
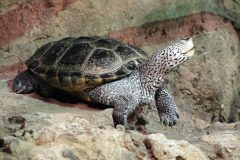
26 36 147 94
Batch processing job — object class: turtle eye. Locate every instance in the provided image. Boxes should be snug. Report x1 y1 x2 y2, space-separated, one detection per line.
182 37 190 41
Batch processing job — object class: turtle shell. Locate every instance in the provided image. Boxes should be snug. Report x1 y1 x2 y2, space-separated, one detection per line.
26 36 147 98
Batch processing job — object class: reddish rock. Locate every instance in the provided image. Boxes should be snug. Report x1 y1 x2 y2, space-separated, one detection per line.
0 0 74 47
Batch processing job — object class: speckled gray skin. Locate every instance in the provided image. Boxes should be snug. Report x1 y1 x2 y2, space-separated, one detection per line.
155 85 179 126
89 38 195 126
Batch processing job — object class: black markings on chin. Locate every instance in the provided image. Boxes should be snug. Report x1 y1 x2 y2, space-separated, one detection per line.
179 57 186 63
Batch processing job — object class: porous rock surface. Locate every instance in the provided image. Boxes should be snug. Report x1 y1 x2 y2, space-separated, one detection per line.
0 0 240 159
0 114 208 160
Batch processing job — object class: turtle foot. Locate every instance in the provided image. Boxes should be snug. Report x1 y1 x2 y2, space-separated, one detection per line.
159 110 179 127
13 70 37 94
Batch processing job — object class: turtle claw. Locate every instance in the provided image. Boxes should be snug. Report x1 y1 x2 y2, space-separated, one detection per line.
13 78 28 94
176 112 180 119
162 119 168 126
169 121 173 127
173 120 177 126
13 70 37 94
14 82 27 94
15 89 24 94
160 113 179 127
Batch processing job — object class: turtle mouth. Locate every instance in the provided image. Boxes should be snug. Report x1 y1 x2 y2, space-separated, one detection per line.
182 47 195 56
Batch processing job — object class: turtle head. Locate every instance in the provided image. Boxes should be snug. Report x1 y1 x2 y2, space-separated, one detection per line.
160 37 195 73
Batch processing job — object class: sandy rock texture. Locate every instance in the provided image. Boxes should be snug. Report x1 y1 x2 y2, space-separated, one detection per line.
1 115 208 160
200 130 240 160
0 0 240 159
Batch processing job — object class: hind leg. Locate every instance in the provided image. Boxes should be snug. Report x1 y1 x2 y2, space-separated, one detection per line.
13 70 38 94
13 70 55 97
88 84 139 127
37 80 55 97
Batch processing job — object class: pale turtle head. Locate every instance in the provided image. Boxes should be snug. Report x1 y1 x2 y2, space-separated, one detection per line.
159 37 195 73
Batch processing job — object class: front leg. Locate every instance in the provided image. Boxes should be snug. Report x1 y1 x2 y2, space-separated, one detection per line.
111 96 139 127
155 85 179 127
88 82 139 127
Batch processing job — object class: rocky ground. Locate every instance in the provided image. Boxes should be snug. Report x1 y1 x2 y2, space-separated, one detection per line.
0 0 240 160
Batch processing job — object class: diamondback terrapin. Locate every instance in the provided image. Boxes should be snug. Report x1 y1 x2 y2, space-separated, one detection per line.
13 36 195 127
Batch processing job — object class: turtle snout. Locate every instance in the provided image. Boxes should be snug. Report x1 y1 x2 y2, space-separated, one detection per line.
181 38 195 56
